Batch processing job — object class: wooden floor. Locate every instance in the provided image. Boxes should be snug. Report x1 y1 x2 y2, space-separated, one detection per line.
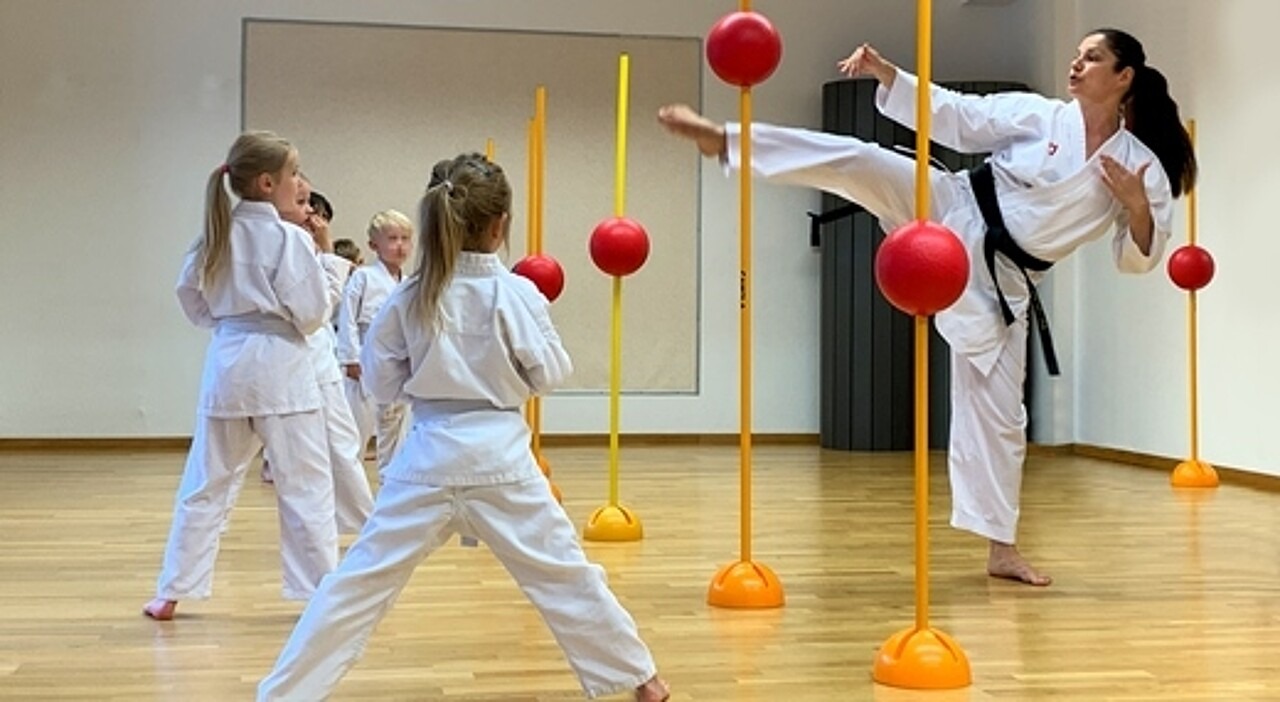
2 445 1279 701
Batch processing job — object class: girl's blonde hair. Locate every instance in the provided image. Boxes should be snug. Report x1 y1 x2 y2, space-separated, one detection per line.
366 209 413 242
412 153 511 326
199 131 295 286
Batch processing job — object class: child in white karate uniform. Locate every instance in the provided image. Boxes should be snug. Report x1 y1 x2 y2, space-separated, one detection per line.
292 181 376 534
258 153 669 702
336 210 412 468
144 131 339 621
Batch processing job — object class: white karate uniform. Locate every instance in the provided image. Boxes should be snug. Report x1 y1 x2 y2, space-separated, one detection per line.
313 253 375 534
724 68 1173 543
221 254 374 535
336 259 408 467
158 200 338 602
259 252 657 701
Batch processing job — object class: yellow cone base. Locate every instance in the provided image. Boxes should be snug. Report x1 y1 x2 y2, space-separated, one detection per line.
1172 459 1219 488
707 560 785 609
873 626 971 689
583 504 643 542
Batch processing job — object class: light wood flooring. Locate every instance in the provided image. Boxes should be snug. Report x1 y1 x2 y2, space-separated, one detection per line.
1 444 1279 701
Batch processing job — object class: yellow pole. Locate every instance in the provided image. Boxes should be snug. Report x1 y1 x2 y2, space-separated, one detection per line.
533 89 548 450
615 54 630 216
1186 119 1199 462
606 54 631 507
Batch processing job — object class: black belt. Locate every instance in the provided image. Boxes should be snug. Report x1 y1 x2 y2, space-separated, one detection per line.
968 162 1060 376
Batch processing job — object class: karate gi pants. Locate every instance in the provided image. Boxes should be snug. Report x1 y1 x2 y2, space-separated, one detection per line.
344 376 407 468
318 381 375 533
155 411 338 601
258 475 657 701
948 316 1030 545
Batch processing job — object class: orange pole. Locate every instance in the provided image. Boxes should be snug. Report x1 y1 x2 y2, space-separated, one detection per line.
913 0 934 632
739 86 754 562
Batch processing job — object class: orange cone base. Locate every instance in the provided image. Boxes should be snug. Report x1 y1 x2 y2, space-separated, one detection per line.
873 626 971 690
583 504 643 542
1171 459 1219 488
707 560 785 609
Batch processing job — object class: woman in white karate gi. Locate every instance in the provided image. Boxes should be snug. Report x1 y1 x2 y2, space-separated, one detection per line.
144 131 340 620
659 28 1196 586
258 153 669 702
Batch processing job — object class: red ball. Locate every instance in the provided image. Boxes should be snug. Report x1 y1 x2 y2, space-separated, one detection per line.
874 220 969 316
706 11 783 88
1167 244 1215 291
512 254 566 302
589 217 650 277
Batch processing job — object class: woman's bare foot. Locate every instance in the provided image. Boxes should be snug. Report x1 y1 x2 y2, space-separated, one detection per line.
657 104 727 158
988 542 1051 586
142 598 178 620
636 675 670 702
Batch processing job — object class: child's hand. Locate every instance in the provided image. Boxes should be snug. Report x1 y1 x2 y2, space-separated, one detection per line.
344 363 361 380
307 214 334 253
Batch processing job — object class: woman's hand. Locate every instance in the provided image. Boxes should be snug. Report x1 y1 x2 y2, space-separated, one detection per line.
1099 155 1151 212
1100 155 1155 254
836 43 897 87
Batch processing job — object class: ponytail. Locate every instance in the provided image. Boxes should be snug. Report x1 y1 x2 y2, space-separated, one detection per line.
200 165 233 285
1095 28 1198 197
198 131 295 287
411 153 512 327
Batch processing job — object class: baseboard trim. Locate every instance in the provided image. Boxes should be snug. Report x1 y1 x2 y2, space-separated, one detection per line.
0 437 193 452
1056 442 1280 493
5 436 1271 491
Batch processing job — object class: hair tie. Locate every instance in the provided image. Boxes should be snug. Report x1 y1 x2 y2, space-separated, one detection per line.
442 179 454 194
220 163 229 175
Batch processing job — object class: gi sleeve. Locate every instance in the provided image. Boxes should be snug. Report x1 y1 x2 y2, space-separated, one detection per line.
335 269 366 364
274 225 330 337
361 295 412 406
319 253 353 317
503 277 573 396
174 246 214 328
1112 158 1174 273
876 68 1056 155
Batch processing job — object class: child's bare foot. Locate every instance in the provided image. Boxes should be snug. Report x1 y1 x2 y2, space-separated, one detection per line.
987 542 1051 586
636 675 670 702
657 104 727 158
143 598 178 620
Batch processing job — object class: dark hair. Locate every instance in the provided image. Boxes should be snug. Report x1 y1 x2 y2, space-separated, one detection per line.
333 238 361 264
309 191 334 222
1094 28 1197 197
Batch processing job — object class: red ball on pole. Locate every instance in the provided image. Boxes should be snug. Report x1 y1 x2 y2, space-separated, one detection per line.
1167 244 1215 291
706 11 783 88
589 217 650 277
874 220 970 316
512 254 566 302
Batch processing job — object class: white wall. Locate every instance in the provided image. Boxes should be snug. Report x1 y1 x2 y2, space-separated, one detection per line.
0 0 1041 438
1023 0 1280 476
